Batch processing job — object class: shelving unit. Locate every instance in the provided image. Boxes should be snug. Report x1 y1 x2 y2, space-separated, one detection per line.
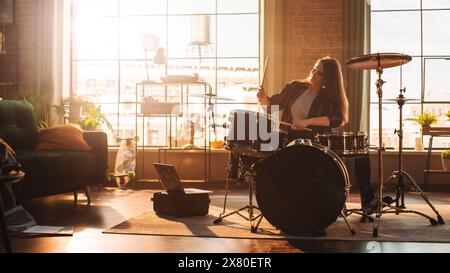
134 81 213 183
422 126 450 190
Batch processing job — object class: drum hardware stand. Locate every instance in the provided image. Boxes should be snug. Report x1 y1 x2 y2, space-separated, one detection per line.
343 204 374 223
381 87 444 226
372 60 444 237
214 155 264 233
372 54 386 237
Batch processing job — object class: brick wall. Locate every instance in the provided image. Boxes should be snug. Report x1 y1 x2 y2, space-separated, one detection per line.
0 0 35 98
285 0 344 80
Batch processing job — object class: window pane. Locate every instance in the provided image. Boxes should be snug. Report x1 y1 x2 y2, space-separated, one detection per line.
120 61 161 103
120 16 167 60
168 15 216 59
94 103 119 145
168 0 215 14
370 103 422 148
217 0 259 13
217 14 258 57
371 0 420 10
371 11 420 56
217 58 258 101
73 61 118 103
118 103 138 140
166 59 216 88
73 0 118 17
73 17 118 60
423 0 450 9
424 58 450 101
119 0 167 15
138 116 170 146
370 57 421 101
423 11 450 56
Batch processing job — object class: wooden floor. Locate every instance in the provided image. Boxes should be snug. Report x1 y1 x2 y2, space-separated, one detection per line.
2 187 450 253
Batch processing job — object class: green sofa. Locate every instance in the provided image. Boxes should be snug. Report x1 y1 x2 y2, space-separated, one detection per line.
0 100 108 203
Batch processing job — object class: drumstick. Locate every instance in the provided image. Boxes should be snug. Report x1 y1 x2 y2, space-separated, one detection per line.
260 56 269 86
265 113 312 131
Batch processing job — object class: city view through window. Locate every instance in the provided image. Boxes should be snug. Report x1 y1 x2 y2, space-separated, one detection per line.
71 0 260 147
370 0 450 149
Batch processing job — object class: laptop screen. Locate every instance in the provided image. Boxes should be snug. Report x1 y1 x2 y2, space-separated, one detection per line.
153 163 185 195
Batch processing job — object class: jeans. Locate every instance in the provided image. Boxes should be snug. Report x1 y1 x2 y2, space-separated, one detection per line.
352 154 375 209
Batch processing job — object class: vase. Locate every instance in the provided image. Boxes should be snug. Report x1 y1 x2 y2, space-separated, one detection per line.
443 158 450 171
414 136 423 151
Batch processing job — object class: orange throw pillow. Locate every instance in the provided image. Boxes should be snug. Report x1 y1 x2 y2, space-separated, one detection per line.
35 124 92 151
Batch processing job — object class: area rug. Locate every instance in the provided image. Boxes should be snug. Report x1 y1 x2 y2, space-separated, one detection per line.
104 196 450 242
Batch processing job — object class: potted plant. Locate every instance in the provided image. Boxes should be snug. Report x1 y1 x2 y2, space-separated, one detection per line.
408 112 439 150
410 112 439 127
53 98 112 131
19 90 51 130
77 101 113 131
442 149 450 171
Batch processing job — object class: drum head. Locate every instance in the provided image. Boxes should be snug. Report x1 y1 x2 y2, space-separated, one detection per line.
255 144 347 235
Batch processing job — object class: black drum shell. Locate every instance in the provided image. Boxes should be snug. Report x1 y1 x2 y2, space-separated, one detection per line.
316 132 368 157
225 110 287 158
255 144 349 235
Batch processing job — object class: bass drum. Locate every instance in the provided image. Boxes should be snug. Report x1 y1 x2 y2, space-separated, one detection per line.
255 143 350 235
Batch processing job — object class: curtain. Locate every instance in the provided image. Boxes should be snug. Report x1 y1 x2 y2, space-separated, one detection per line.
261 0 288 96
343 0 371 132
32 0 66 125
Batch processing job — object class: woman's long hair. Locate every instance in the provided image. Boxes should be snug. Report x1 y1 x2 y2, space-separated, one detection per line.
314 56 349 125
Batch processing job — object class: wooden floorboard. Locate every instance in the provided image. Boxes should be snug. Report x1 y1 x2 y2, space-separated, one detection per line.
2 187 450 253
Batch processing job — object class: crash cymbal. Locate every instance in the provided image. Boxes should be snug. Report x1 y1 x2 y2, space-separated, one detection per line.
190 93 235 101
346 53 412 70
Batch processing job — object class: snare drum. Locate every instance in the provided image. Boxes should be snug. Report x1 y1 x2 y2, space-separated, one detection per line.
316 132 368 157
225 110 286 158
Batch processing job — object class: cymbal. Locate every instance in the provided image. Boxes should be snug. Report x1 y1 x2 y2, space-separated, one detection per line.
190 93 235 101
346 53 412 70
383 98 420 103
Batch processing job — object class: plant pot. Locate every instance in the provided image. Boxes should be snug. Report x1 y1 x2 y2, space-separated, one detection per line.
443 158 450 171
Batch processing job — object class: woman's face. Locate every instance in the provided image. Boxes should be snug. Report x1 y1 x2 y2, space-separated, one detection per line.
308 62 324 86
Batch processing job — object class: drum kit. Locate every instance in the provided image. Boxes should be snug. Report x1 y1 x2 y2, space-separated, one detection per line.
213 52 445 237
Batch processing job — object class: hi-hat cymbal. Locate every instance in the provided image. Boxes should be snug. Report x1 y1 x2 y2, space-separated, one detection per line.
346 53 412 70
383 98 420 103
190 93 235 101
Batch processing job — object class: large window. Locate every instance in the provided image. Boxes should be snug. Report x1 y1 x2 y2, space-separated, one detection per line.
71 0 260 146
370 0 450 149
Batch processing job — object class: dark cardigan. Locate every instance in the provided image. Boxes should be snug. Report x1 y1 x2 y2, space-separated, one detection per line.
267 80 344 140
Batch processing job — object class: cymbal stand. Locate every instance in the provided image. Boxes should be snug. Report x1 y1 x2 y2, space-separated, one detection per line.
381 88 444 227
214 155 264 233
372 53 385 237
372 56 444 237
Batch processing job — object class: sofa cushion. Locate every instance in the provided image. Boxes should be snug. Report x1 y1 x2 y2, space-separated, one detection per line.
0 100 38 150
35 124 92 151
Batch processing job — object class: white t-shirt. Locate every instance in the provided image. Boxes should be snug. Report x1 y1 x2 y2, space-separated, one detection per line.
290 89 318 122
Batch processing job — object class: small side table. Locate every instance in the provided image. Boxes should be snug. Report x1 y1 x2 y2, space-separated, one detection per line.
422 126 450 191
0 171 25 253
